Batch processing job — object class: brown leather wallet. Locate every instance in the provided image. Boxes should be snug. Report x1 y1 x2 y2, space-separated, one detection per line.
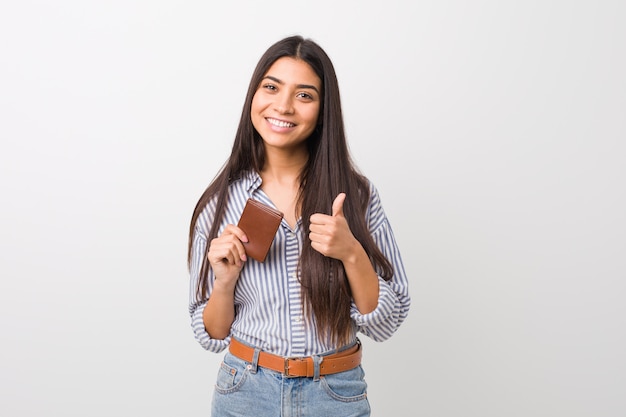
237 198 283 262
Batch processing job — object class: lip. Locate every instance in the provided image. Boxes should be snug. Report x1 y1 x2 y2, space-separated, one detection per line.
266 117 296 129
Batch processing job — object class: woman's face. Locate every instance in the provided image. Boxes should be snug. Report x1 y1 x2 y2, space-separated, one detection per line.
251 57 322 151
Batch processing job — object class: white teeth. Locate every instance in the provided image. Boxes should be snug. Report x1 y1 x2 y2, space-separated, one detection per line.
268 118 295 128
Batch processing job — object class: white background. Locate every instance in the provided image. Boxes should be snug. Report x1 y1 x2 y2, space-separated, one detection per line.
1 1 625 416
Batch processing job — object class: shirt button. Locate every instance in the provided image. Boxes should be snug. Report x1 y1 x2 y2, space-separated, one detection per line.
294 317 301 323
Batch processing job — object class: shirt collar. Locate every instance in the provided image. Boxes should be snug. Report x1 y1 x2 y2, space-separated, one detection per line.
240 170 262 193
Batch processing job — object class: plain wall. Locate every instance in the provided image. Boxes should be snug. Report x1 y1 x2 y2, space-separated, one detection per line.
1 1 624 416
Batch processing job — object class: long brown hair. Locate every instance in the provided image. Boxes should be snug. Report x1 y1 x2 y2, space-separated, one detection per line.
188 35 393 346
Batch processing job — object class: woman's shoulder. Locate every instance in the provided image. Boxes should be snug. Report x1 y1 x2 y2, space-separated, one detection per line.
357 175 393 234
194 193 218 237
356 174 382 205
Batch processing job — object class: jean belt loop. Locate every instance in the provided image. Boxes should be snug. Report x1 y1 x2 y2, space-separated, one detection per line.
312 355 323 381
250 348 261 374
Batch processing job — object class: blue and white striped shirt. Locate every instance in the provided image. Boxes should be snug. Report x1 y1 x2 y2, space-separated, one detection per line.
189 170 411 357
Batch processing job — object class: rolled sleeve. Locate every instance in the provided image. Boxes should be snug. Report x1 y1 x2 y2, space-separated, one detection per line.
188 226 230 353
351 276 411 341
189 299 230 353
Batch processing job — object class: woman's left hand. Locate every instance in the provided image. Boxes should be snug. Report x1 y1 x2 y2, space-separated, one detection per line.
309 193 359 262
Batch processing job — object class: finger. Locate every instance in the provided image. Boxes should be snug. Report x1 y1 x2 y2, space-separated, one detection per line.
309 240 326 256
222 224 249 243
209 236 247 264
308 223 327 234
332 193 346 218
219 225 248 261
308 230 321 242
208 243 237 265
309 213 330 226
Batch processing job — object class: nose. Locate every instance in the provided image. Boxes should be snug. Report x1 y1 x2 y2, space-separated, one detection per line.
274 93 294 114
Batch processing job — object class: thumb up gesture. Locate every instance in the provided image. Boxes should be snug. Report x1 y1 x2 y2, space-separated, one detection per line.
309 193 358 261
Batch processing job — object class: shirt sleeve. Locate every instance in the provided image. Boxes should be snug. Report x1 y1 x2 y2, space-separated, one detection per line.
349 184 411 342
188 224 230 353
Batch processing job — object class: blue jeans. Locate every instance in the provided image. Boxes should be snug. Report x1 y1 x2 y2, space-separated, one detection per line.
211 351 370 417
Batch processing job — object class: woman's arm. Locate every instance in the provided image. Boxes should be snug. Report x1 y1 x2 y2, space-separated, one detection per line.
308 193 380 314
202 224 248 339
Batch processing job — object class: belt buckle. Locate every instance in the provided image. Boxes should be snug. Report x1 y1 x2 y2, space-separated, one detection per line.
283 357 303 377
283 357 291 376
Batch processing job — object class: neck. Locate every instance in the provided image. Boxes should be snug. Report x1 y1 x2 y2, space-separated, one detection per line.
261 147 308 182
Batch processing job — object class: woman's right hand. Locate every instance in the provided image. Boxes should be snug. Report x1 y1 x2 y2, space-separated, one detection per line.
207 224 248 290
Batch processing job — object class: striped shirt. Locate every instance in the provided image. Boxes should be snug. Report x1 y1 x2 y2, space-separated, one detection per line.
189 170 411 357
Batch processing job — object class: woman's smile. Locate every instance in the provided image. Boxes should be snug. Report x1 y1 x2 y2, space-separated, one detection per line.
266 117 296 129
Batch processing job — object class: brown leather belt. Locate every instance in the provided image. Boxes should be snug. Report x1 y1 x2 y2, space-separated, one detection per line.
229 338 362 377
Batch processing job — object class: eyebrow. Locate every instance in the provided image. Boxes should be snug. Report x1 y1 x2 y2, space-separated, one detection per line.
263 75 320 95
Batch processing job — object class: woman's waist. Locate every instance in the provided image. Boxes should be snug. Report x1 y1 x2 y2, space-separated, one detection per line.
230 329 358 358
228 336 362 377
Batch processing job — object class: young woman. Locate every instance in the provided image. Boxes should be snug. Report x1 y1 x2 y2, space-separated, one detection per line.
188 35 411 416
